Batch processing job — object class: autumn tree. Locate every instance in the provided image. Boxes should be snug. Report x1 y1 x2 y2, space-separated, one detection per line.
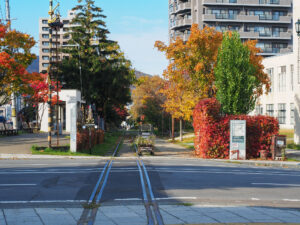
0 23 36 105
131 76 169 132
160 80 198 140
215 32 270 115
155 24 223 99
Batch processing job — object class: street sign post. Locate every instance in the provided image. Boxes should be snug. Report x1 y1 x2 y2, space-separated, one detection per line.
230 120 246 160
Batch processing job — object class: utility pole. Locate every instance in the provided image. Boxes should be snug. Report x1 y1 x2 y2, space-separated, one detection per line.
5 0 17 130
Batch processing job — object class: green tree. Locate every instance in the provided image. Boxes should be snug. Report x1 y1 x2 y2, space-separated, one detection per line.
215 32 259 115
59 0 134 124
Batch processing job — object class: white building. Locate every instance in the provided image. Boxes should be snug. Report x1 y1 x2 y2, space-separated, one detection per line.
256 1 300 143
39 89 82 133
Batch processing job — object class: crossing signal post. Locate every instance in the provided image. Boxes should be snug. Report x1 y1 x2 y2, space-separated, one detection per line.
47 0 63 148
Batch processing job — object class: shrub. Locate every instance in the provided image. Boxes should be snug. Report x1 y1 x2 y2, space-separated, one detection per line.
193 98 279 159
77 129 105 152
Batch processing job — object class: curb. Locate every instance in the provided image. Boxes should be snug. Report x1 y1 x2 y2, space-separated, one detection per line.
0 154 300 168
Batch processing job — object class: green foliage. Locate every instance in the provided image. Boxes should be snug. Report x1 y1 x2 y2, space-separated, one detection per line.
215 32 259 115
135 135 155 146
59 0 134 124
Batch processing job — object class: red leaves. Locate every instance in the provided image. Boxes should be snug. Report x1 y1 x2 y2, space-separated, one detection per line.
193 98 279 159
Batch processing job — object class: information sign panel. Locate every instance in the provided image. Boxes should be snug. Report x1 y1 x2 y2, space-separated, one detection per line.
230 120 246 160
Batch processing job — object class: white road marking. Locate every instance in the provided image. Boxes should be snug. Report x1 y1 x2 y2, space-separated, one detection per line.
155 197 198 200
252 183 300 187
251 198 260 201
114 198 142 201
0 200 86 204
283 199 300 202
0 184 37 186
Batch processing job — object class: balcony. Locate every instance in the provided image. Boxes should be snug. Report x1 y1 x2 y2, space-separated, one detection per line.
202 0 291 7
171 17 192 30
239 31 292 40
203 14 292 24
175 2 191 13
258 46 292 56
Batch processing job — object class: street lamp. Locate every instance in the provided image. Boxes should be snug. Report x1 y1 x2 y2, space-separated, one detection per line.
295 19 300 84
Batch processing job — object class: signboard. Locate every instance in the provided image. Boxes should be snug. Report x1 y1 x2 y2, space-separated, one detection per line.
70 105 77 152
230 120 246 160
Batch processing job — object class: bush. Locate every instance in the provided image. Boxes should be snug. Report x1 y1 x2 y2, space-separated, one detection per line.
77 129 105 152
193 98 279 159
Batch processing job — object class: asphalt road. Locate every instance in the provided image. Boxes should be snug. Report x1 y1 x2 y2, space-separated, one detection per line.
0 158 300 209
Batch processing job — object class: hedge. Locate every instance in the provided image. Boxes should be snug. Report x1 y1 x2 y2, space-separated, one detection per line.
193 98 279 159
77 129 104 152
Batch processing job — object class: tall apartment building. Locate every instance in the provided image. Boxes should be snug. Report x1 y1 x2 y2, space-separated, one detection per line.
169 0 293 56
39 10 75 72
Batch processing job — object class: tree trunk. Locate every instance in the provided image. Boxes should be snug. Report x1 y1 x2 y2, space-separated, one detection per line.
172 116 175 141
180 118 183 142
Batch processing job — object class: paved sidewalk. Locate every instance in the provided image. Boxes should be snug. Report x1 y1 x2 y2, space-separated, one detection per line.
1 205 300 225
0 133 69 154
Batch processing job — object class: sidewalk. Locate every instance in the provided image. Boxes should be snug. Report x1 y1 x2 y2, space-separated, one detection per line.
0 133 69 154
1 204 300 225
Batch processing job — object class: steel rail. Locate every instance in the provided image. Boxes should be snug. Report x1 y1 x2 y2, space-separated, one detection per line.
135 144 165 225
77 136 123 225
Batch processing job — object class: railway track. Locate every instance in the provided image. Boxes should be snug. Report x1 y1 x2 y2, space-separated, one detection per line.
77 134 164 225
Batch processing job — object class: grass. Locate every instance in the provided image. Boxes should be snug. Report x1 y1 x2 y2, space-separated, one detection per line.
279 129 294 139
89 132 122 156
286 158 300 162
169 135 195 150
31 145 91 156
31 131 122 156
287 143 300 150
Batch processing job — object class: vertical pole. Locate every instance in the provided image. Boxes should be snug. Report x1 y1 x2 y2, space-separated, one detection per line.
298 37 300 84
48 0 53 148
5 0 17 130
180 118 183 142
172 116 175 141
56 28 59 146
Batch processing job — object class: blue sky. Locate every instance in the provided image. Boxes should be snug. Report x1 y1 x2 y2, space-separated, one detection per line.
6 0 168 75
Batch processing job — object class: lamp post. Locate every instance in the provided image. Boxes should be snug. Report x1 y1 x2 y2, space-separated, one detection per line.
295 19 300 84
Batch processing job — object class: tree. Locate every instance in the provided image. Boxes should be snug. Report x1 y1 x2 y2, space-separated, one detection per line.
0 23 36 105
59 0 134 125
160 80 198 140
131 76 169 132
155 24 223 99
215 32 270 115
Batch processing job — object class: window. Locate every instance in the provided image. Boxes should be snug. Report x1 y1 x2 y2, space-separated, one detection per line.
255 105 263 115
290 103 295 125
42 56 49 60
278 103 286 124
42 34 49 39
266 104 274 117
42 20 48 24
42 63 49 68
278 66 286 92
266 68 274 93
42 27 49 31
42 49 50 53
290 65 294 91
42 41 49 46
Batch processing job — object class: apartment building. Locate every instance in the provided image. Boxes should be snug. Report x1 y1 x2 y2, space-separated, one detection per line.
39 10 75 72
169 0 293 56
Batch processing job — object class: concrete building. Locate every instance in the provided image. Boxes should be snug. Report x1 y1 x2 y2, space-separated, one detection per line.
39 10 75 72
169 0 293 56
254 1 300 144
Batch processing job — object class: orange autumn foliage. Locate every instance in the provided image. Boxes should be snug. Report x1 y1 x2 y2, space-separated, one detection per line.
155 24 270 119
